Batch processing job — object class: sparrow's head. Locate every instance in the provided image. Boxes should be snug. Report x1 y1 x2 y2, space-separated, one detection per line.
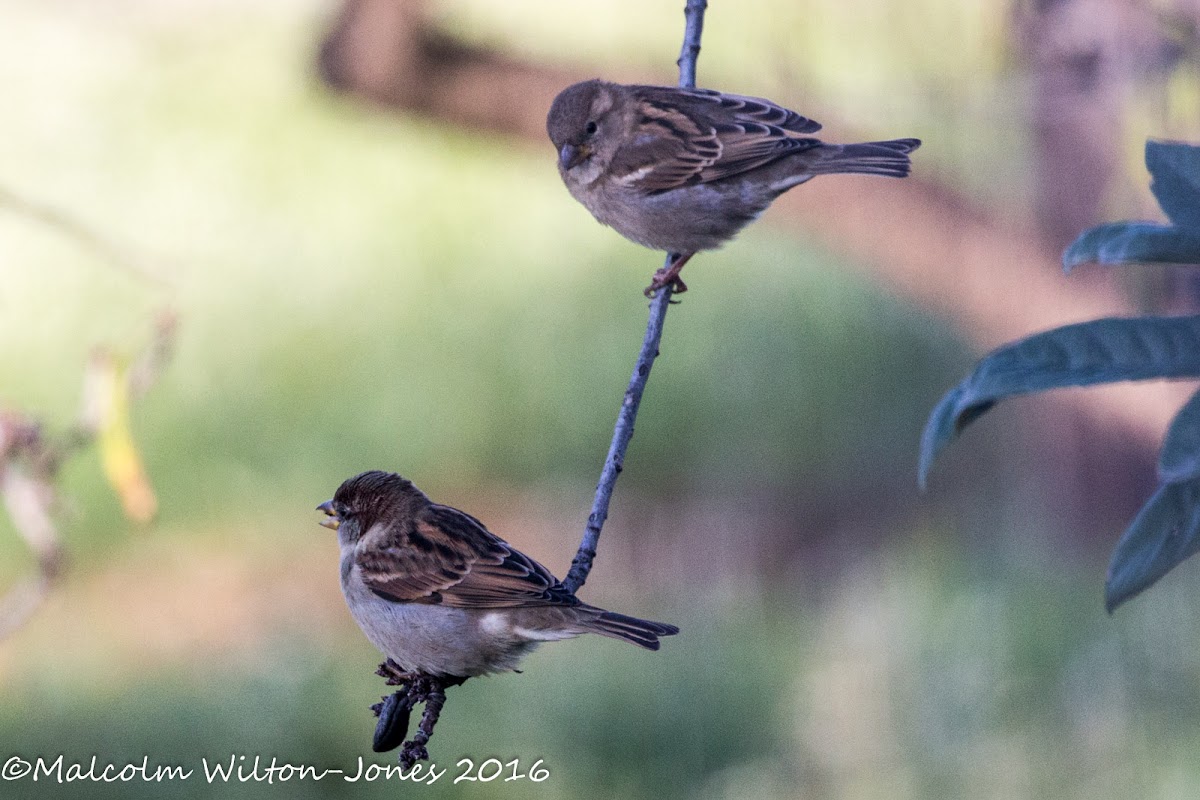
317 470 427 544
546 79 625 179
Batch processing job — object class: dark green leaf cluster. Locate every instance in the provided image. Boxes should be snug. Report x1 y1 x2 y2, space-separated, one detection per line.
1064 141 1200 270
920 140 1200 612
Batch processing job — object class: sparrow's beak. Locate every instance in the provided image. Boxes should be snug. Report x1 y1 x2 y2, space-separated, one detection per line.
559 142 590 171
316 499 340 530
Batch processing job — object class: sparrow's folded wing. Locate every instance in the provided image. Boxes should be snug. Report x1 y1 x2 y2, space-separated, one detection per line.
612 86 824 192
357 504 576 609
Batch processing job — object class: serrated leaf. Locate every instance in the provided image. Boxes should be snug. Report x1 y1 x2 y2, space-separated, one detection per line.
1063 222 1200 271
1147 139 1200 232
1159 387 1200 484
1105 477 1200 612
919 315 1200 487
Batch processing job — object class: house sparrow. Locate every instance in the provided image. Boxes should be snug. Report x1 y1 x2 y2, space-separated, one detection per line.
546 79 921 294
317 470 679 679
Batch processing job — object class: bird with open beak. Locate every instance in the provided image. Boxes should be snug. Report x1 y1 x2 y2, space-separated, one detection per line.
318 470 678 680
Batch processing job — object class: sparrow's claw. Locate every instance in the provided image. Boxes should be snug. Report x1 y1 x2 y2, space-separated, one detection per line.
398 744 429 769
644 252 693 297
397 678 444 768
376 659 417 686
371 670 468 767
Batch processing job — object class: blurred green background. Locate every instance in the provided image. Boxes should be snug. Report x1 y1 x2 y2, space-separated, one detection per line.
3 0 1200 797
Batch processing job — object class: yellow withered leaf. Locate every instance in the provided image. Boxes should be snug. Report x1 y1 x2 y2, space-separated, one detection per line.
86 351 157 525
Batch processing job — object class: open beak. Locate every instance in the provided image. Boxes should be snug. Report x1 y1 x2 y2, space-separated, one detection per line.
558 143 590 171
316 499 340 530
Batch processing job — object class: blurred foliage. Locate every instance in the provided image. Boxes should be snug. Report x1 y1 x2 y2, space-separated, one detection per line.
0 1 966 562
5 533 1200 799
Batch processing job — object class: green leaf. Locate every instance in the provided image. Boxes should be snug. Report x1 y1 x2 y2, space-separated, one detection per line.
1105 477 1200 612
1147 139 1200 232
1160 387 1200 484
1062 222 1200 271
919 315 1200 487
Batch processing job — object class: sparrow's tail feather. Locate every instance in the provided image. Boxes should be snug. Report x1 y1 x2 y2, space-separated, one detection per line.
810 138 921 178
587 609 680 651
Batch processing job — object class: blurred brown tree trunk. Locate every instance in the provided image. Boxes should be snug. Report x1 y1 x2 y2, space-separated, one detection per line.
318 0 579 139
1014 0 1193 251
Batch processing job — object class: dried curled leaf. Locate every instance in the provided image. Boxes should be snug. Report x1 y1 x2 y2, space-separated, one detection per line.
372 692 412 753
84 351 157 524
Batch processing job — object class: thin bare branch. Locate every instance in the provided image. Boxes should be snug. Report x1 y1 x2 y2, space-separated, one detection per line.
0 183 169 286
362 1 710 765
127 311 179 400
564 0 708 594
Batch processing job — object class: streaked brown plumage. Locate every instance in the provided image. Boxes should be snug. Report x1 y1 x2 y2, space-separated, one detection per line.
546 79 921 293
318 470 678 678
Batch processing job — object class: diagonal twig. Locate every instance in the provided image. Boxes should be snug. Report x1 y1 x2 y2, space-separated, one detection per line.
564 0 708 594
0 183 170 287
368 1 710 765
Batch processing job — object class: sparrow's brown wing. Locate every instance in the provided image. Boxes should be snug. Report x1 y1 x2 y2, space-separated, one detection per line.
357 504 576 609
611 86 824 192
671 87 822 135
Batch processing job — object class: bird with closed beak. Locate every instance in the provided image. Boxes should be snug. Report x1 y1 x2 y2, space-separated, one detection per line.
546 79 921 294
317 470 678 680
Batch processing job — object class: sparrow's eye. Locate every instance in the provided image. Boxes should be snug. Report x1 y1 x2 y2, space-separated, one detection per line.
585 120 598 136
